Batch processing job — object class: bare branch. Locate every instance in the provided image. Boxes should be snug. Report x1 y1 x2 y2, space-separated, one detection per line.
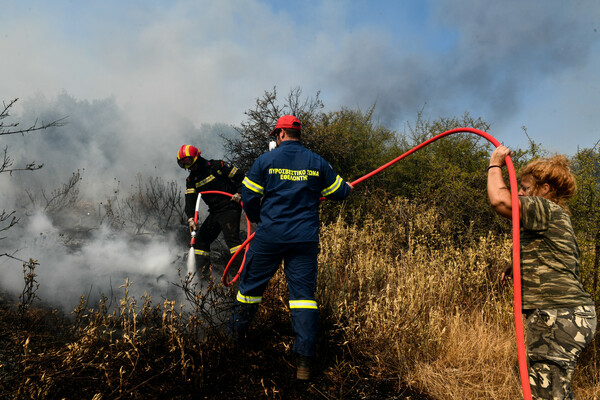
1 97 66 243
0 252 29 262
0 145 44 175
1 98 67 137
0 209 19 239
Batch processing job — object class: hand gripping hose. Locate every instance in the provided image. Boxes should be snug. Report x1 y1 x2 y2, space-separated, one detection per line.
186 191 252 285
222 128 530 399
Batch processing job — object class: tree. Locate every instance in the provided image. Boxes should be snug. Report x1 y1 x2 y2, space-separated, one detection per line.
305 105 400 183
223 88 406 224
377 111 499 239
1 98 66 174
570 143 600 302
226 88 402 182
222 87 323 172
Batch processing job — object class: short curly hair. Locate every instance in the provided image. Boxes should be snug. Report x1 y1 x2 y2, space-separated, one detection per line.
519 155 576 212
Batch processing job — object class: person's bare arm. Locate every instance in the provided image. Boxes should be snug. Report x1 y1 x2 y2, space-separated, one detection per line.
487 145 518 220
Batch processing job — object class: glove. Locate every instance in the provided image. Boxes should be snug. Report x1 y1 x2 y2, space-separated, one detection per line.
231 193 242 203
188 218 197 234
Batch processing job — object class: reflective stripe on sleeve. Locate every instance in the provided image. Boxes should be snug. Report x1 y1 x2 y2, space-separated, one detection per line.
243 177 264 195
229 245 241 254
195 175 215 188
194 249 210 256
289 300 318 309
186 188 196 195
321 175 343 197
237 291 262 304
228 166 239 179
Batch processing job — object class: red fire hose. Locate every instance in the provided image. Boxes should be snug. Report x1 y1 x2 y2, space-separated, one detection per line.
219 128 530 399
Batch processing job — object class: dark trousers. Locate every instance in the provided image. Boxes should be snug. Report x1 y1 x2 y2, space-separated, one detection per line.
228 239 320 356
194 208 242 271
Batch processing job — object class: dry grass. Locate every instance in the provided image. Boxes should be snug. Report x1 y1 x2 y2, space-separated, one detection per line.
572 340 600 400
0 270 234 399
317 197 599 399
2 196 598 399
408 309 521 400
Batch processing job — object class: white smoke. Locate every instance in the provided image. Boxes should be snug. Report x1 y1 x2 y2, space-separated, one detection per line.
2 1 599 156
0 95 229 312
1 207 186 311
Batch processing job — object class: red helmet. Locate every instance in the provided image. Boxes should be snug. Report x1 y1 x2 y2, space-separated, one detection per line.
269 115 302 136
177 145 200 169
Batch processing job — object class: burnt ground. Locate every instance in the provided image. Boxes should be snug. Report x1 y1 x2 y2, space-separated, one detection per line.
0 289 432 400
192 300 432 400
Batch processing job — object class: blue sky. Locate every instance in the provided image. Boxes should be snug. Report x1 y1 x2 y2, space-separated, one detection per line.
1 0 599 191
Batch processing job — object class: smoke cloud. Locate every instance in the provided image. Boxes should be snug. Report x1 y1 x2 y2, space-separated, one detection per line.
325 0 600 133
1 94 233 311
2 210 182 311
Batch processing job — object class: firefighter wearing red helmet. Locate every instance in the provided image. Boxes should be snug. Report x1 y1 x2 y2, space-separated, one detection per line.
177 145 245 277
227 116 353 380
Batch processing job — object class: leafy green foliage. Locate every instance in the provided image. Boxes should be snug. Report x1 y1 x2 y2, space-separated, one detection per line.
304 105 401 183
380 112 507 239
570 145 600 301
226 89 545 239
306 106 404 224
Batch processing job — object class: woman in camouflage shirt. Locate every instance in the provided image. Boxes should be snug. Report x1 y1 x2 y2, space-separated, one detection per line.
487 145 596 400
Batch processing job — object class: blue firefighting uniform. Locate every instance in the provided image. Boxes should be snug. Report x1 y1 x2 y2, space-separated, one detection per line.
228 140 351 356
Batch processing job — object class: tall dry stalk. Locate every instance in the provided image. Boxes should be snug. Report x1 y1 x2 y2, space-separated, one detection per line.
317 197 524 399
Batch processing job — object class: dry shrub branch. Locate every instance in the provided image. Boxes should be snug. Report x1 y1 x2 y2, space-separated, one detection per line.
1 266 236 400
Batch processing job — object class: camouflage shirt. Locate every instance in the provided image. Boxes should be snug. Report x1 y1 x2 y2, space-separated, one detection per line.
520 196 594 310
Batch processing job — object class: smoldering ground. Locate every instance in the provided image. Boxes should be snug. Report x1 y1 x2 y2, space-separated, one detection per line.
1 209 183 311
1 94 240 313
0 195 242 315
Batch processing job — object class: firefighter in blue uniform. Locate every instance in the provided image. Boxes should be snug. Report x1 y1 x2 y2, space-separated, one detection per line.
177 145 245 276
228 115 353 380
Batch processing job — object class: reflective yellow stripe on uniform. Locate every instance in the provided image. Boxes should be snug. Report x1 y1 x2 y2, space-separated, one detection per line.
228 166 239 179
243 177 264 195
289 300 318 309
194 249 210 256
195 175 215 188
229 245 241 254
321 175 343 197
237 291 262 304
185 188 196 195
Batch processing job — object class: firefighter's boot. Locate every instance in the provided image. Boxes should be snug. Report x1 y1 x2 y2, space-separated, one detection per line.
296 355 311 380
